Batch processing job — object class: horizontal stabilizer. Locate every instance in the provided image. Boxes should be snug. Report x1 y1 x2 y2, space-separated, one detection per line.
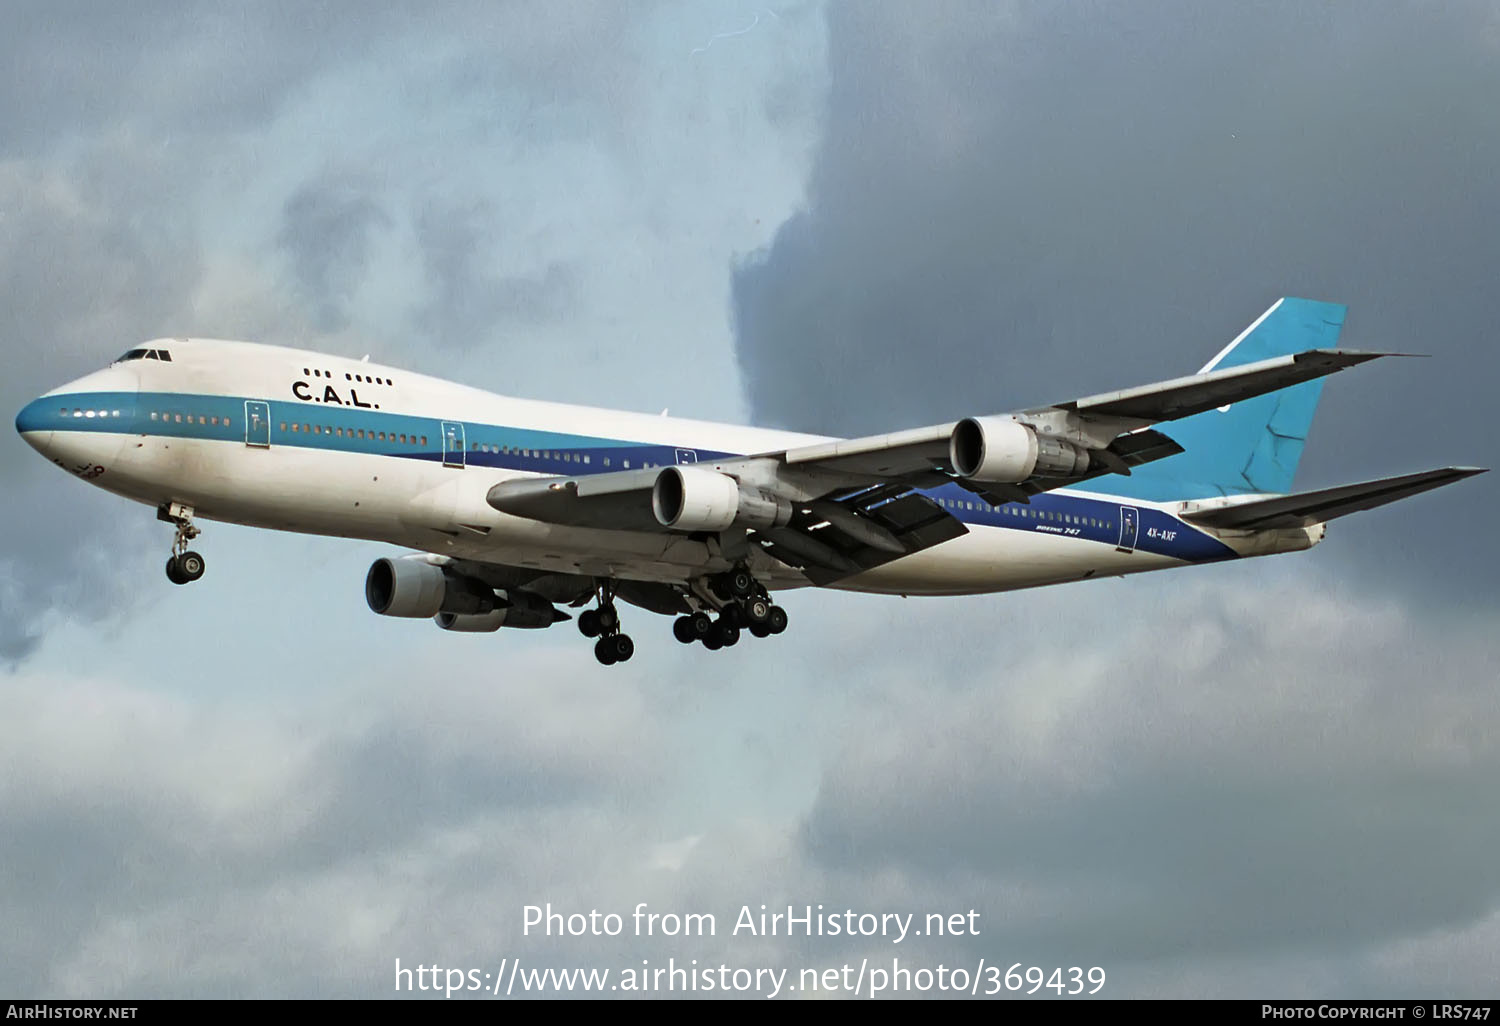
1180 467 1487 530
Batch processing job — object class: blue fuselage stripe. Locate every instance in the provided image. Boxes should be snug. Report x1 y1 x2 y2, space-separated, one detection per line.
25 390 1240 563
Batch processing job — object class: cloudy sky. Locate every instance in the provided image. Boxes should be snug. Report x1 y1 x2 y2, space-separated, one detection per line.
2 0 1497 999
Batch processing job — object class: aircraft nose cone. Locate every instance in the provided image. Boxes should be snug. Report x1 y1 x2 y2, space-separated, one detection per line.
15 396 55 456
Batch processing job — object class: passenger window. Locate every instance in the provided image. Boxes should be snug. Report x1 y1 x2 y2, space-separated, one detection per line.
421 436 427 446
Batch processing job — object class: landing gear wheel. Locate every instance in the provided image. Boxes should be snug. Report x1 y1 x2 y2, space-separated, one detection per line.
161 504 205 585
597 606 619 634
579 609 602 638
701 632 723 651
177 550 206 582
673 616 697 644
715 620 741 647
748 621 771 639
728 569 755 599
719 603 743 629
742 597 771 624
688 612 714 641
610 634 635 663
594 636 619 665
767 605 789 635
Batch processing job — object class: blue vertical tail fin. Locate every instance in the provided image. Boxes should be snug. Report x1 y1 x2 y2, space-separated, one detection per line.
1105 297 1348 501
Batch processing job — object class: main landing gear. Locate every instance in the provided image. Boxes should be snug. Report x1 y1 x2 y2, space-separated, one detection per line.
159 503 206 586
673 568 788 651
578 583 635 666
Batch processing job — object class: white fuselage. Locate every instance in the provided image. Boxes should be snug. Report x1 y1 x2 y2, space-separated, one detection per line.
17 338 1321 598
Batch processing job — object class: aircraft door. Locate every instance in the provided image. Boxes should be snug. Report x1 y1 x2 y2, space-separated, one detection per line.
442 421 465 468
675 448 698 465
1117 506 1140 553
244 400 271 448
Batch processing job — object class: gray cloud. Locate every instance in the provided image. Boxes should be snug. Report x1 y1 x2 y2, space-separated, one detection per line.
7 576 1498 997
731 0 1500 598
0 654 665 996
796 572 1500 978
0 143 203 662
279 178 391 332
412 199 578 350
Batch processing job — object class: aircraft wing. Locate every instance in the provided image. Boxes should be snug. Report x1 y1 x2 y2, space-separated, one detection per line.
486 346 1399 581
1179 467 1487 530
777 348 1391 492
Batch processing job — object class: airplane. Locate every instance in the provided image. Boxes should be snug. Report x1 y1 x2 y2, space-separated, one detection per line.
14 297 1485 666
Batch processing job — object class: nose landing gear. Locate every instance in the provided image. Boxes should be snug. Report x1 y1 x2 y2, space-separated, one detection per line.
159 503 205 585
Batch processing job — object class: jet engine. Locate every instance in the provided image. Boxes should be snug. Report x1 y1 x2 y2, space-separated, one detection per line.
365 557 497 618
651 466 794 532
949 416 1091 483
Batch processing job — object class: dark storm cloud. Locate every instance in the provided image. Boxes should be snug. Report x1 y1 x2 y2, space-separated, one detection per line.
731 1 1500 596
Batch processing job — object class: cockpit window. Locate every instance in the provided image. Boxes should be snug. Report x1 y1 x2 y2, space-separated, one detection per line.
113 348 172 363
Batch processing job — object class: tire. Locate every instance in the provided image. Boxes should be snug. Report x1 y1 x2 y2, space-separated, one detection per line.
743 597 771 624
597 606 619 634
702 632 723 651
165 556 187 585
579 609 602 638
748 622 771 639
719 603 743 628
594 637 618 665
689 612 714 639
178 551 205 582
767 605 789 635
716 621 740 647
612 634 635 663
672 616 697 644
728 570 755 598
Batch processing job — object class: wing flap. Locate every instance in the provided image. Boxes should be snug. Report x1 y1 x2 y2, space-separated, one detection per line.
755 488 967 585
1180 467 1486 530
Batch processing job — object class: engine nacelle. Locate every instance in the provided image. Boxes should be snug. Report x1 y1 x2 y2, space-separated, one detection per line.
434 591 564 632
651 466 794 532
365 557 496 618
949 416 1091 483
